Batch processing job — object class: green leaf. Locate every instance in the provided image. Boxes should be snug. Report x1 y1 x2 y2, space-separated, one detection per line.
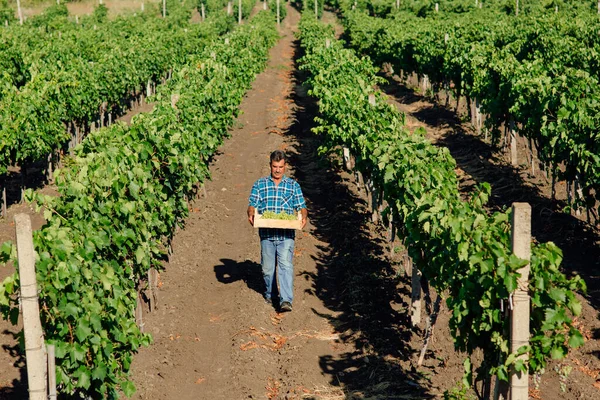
135 247 145 265
551 346 566 360
568 329 585 349
548 288 566 303
77 367 91 390
63 303 79 318
0 242 12 263
92 365 107 381
121 380 136 397
568 298 582 316
76 320 92 342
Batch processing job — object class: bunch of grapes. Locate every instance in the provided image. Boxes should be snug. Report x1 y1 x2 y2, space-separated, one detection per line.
262 210 297 220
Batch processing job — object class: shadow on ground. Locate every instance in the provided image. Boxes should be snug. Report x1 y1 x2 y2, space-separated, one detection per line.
0 162 48 211
0 330 26 400
214 258 264 297
280 37 432 398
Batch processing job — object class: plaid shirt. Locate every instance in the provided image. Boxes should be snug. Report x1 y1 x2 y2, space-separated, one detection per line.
248 175 307 240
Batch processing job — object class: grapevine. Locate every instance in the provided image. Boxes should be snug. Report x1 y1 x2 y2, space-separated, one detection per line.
340 1 600 220
297 10 585 394
0 10 278 399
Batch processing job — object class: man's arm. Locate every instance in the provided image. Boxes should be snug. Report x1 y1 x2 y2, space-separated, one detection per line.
292 180 308 229
248 180 261 227
300 207 308 229
247 206 255 226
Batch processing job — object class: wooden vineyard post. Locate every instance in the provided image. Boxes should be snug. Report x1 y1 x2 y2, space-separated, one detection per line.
141 2 144 12
367 94 379 223
368 94 376 106
47 153 54 184
410 259 422 327
435 2 438 12
527 139 536 176
510 119 518 167
515 0 519 16
135 293 144 332
47 344 57 400
163 0 166 18
201 3 205 21
16 0 23 25
2 187 6 218
475 97 482 136
366 179 373 218
15 214 47 400
342 147 352 170
147 268 159 311
227 1 232 16
238 0 242 24
277 0 280 27
388 213 395 258
509 203 531 400
263 0 267 10
396 0 399 8
20 169 25 204
325 38 331 48
171 94 180 109
314 0 318 19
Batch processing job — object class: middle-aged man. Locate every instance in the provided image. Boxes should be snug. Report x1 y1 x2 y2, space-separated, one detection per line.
247 150 307 312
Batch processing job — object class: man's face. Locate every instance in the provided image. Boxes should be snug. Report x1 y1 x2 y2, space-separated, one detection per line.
270 159 286 180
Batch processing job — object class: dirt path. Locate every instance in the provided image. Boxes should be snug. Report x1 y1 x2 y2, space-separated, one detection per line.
129 7 359 399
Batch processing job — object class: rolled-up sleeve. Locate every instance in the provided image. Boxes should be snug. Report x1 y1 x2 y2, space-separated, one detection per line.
249 181 260 208
293 181 307 210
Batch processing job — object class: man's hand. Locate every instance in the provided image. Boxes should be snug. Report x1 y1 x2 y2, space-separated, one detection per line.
300 208 308 229
247 206 255 226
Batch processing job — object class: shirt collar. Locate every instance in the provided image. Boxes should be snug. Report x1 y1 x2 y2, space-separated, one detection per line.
268 174 288 184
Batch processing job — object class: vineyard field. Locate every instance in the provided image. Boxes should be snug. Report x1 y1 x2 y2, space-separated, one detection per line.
0 1 598 399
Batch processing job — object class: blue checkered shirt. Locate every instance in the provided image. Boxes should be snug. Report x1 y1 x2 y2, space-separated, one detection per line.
248 175 307 240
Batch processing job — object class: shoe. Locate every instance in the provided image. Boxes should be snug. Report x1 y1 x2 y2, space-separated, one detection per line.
280 302 292 312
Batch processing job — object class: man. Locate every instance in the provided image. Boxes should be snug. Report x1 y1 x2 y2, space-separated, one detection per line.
247 150 308 312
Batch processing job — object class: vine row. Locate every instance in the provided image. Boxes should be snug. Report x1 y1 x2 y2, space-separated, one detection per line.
0 11 278 398
297 10 585 394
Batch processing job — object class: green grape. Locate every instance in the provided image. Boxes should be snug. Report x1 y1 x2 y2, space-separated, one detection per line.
262 210 298 220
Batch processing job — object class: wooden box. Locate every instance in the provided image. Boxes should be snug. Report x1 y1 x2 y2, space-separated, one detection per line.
253 209 302 230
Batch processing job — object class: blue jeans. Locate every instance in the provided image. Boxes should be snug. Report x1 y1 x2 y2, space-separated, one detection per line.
260 238 295 305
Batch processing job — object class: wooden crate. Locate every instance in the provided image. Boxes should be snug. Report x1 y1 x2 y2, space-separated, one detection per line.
253 209 302 230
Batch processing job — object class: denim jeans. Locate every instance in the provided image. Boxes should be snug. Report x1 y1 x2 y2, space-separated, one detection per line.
260 238 295 305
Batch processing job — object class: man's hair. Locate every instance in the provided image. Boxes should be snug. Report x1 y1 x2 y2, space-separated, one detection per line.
270 150 287 164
